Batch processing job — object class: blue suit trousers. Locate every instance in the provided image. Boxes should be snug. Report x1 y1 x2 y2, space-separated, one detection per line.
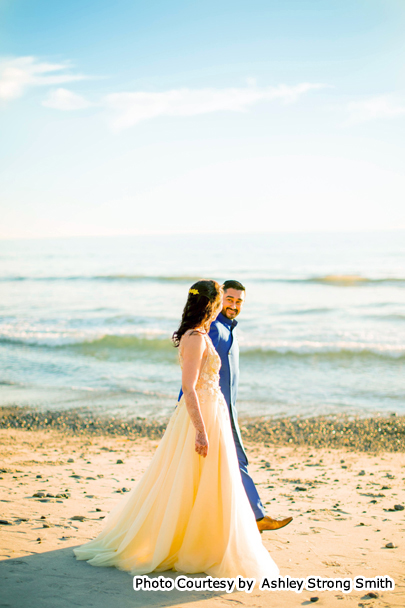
230 420 266 520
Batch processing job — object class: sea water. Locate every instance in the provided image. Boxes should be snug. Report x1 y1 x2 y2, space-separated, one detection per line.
0 231 404 419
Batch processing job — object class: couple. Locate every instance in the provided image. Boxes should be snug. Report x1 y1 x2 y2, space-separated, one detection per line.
74 280 291 580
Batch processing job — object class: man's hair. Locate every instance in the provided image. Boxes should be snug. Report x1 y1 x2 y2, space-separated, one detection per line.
223 280 246 292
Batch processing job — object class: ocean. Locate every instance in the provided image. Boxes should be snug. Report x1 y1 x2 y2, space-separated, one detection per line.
1 231 404 420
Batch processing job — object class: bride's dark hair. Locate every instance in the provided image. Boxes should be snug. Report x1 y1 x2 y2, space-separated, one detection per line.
172 279 222 347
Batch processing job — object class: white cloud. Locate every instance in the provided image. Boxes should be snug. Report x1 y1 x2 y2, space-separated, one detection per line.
104 82 326 130
345 95 405 124
42 88 93 111
0 56 86 101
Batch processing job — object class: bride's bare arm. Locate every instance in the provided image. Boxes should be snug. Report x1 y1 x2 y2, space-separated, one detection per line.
180 332 209 457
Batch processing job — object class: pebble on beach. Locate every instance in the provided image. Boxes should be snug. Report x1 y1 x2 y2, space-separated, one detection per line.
70 515 86 522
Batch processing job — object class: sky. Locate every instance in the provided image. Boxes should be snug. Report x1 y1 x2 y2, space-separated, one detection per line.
1 0 405 238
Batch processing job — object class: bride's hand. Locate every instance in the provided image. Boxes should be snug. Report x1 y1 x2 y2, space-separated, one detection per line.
195 430 209 458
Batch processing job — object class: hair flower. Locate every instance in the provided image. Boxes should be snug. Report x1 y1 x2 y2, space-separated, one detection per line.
189 288 199 295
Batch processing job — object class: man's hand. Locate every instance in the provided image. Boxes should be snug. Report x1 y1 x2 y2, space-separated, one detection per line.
195 429 209 458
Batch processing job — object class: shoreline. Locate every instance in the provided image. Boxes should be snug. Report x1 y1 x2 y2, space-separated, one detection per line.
1 405 404 452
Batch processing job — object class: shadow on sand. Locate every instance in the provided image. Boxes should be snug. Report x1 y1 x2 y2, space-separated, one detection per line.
0 546 226 608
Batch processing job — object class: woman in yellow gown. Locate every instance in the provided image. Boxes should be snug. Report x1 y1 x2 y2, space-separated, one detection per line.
73 280 279 580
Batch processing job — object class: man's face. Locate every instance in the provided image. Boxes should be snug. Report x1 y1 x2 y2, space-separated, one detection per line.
221 288 245 320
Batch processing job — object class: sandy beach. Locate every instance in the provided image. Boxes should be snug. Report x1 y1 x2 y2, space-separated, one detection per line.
1 409 405 608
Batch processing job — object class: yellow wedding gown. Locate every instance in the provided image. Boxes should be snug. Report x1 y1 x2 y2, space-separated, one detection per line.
73 334 279 580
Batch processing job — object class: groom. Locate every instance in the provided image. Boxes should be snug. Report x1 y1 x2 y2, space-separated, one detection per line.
210 280 292 532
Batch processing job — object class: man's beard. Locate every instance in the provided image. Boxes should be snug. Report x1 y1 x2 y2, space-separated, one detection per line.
223 307 238 318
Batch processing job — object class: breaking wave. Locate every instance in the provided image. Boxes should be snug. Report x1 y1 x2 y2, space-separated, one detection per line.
1 333 404 360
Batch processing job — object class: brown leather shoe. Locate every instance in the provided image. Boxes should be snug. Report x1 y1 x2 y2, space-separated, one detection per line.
257 515 293 532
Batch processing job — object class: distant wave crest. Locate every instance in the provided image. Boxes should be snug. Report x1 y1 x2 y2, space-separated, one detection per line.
306 275 405 286
1 273 405 286
0 274 201 283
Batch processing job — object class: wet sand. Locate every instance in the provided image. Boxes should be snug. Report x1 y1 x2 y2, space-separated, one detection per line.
1 408 405 608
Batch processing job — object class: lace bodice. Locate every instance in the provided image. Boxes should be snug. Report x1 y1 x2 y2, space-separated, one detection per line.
179 332 221 393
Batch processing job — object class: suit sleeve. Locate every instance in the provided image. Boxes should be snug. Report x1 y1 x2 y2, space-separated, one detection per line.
209 322 220 349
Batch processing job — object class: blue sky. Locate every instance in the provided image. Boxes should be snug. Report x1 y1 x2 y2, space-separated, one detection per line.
1 0 405 238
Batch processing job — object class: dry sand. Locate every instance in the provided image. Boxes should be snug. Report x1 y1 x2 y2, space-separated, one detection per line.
1 426 405 608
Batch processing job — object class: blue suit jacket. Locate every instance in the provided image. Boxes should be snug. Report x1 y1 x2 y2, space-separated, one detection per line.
178 312 246 458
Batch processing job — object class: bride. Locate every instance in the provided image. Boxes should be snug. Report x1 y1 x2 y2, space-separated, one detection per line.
73 279 279 580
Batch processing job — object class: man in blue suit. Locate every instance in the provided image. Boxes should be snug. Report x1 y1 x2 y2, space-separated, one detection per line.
209 280 292 532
